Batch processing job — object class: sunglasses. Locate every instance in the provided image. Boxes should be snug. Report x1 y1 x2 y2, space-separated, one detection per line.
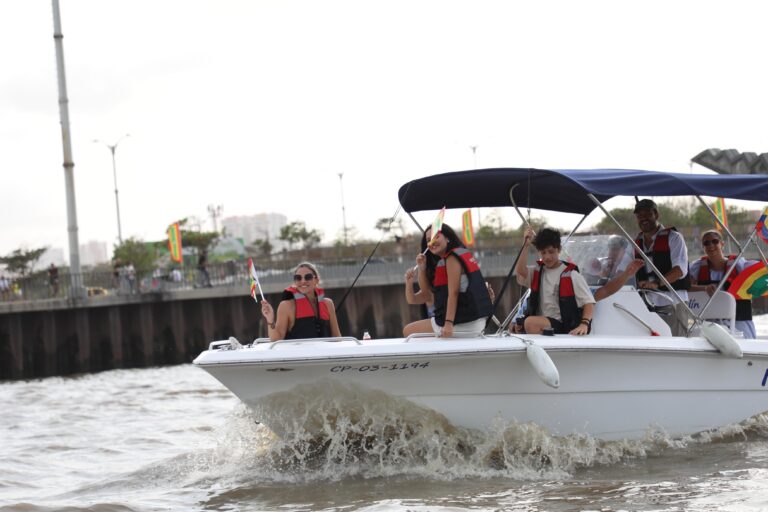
702 239 721 247
293 273 316 282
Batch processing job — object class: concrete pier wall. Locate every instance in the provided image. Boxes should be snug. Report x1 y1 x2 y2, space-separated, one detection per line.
0 278 518 380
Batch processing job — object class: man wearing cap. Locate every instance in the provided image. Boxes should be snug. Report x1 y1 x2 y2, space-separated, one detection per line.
633 198 690 335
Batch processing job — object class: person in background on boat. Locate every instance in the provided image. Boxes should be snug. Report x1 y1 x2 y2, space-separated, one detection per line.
403 224 492 338
632 198 690 335
260 261 341 341
515 226 595 335
689 230 757 339
404 265 435 319
599 236 636 283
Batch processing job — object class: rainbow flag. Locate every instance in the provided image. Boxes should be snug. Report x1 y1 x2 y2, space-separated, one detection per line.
757 206 768 244
727 261 768 300
167 222 182 263
713 197 728 233
461 209 475 247
428 206 446 245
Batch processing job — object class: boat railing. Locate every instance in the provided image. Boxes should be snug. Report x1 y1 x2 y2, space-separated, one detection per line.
404 332 439 343
268 336 362 349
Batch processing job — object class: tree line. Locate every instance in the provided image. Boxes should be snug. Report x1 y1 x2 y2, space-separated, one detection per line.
1 201 754 278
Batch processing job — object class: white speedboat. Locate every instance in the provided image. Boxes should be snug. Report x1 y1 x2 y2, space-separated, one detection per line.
194 168 768 440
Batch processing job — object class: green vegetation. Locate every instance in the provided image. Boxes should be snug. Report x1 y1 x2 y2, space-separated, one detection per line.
112 238 158 276
0 247 47 276
279 221 322 251
592 201 752 234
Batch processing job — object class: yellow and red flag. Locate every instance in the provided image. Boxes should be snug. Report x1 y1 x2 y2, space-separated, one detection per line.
427 206 446 246
461 209 475 247
713 197 728 233
728 261 768 299
167 222 182 263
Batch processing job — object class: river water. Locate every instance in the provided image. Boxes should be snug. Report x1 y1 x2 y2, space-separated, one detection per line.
4 327 768 511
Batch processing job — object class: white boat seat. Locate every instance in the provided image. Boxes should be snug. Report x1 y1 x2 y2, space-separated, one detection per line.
591 286 672 337
686 291 737 334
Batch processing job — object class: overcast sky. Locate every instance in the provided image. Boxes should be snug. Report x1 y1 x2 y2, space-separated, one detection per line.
1 0 767 261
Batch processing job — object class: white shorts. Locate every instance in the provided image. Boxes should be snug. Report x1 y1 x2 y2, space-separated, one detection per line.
430 317 486 337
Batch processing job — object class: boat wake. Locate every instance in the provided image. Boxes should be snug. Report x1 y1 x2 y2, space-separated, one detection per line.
163 382 768 485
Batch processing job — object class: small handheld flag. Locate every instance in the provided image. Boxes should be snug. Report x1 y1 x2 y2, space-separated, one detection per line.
248 258 266 301
756 206 768 244
427 206 446 247
727 261 768 300
167 223 183 263
461 209 475 247
713 197 728 233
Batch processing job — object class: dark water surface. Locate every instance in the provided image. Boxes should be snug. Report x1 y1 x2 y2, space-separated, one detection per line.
3 355 768 511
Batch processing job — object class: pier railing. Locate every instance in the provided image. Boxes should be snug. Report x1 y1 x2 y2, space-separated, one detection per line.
0 251 520 305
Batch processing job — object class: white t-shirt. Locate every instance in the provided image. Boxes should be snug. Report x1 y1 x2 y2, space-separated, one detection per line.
516 262 595 321
638 225 689 306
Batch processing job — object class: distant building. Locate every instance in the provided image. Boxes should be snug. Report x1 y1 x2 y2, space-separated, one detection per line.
221 213 288 251
80 240 109 267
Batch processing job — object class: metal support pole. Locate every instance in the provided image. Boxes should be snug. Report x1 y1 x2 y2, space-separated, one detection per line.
110 146 123 243
338 173 348 245
52 0 83 298
94 134 129 244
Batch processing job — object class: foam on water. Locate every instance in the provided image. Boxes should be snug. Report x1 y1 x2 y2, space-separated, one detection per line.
139 380 768 487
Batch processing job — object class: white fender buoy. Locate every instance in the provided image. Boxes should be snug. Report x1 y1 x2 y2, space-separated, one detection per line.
526 343 560 388
700 321 742 358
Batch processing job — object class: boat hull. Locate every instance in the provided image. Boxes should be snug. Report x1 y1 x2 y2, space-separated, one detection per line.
194 336 768 440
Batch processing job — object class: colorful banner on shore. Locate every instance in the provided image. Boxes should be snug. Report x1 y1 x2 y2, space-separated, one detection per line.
461 209 475 247
757 206 768 244
427 206 446 246
167 222 182 263
713 197 728 233
727 261 768 300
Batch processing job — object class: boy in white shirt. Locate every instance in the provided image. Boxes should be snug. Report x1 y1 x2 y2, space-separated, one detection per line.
515 227 595 335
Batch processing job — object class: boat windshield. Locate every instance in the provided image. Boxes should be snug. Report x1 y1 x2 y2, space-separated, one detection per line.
563 234 636 288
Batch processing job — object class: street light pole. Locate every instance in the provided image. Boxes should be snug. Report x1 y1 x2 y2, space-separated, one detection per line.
470 145 482 227
338 173 348 245
207 204 223 233
94 134 129 244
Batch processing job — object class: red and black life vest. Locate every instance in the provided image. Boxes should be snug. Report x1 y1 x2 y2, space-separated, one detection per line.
432 248 492 326
695 256 752 321
527 260 582 332
634 227 691 291
281 286 332 339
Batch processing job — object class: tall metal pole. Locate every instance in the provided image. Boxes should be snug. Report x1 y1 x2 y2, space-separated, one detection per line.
110 146 122 243
95 134 129 244
470 145 482 227
338 173 348 245
52 0 83 298
207 204 222 233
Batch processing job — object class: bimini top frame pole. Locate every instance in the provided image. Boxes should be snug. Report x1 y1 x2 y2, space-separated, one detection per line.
586 193 699 332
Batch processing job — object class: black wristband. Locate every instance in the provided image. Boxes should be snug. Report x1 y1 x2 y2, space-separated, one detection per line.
580 318 592 326
268 321 276 329
445 319 455 324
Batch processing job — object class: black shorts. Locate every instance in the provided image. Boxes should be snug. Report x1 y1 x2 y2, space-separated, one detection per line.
547 317 567 334
547 317 591 334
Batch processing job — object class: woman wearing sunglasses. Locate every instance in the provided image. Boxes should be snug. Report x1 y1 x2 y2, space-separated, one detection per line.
689 230 757 339
404 224 492 338
260 262 341 341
